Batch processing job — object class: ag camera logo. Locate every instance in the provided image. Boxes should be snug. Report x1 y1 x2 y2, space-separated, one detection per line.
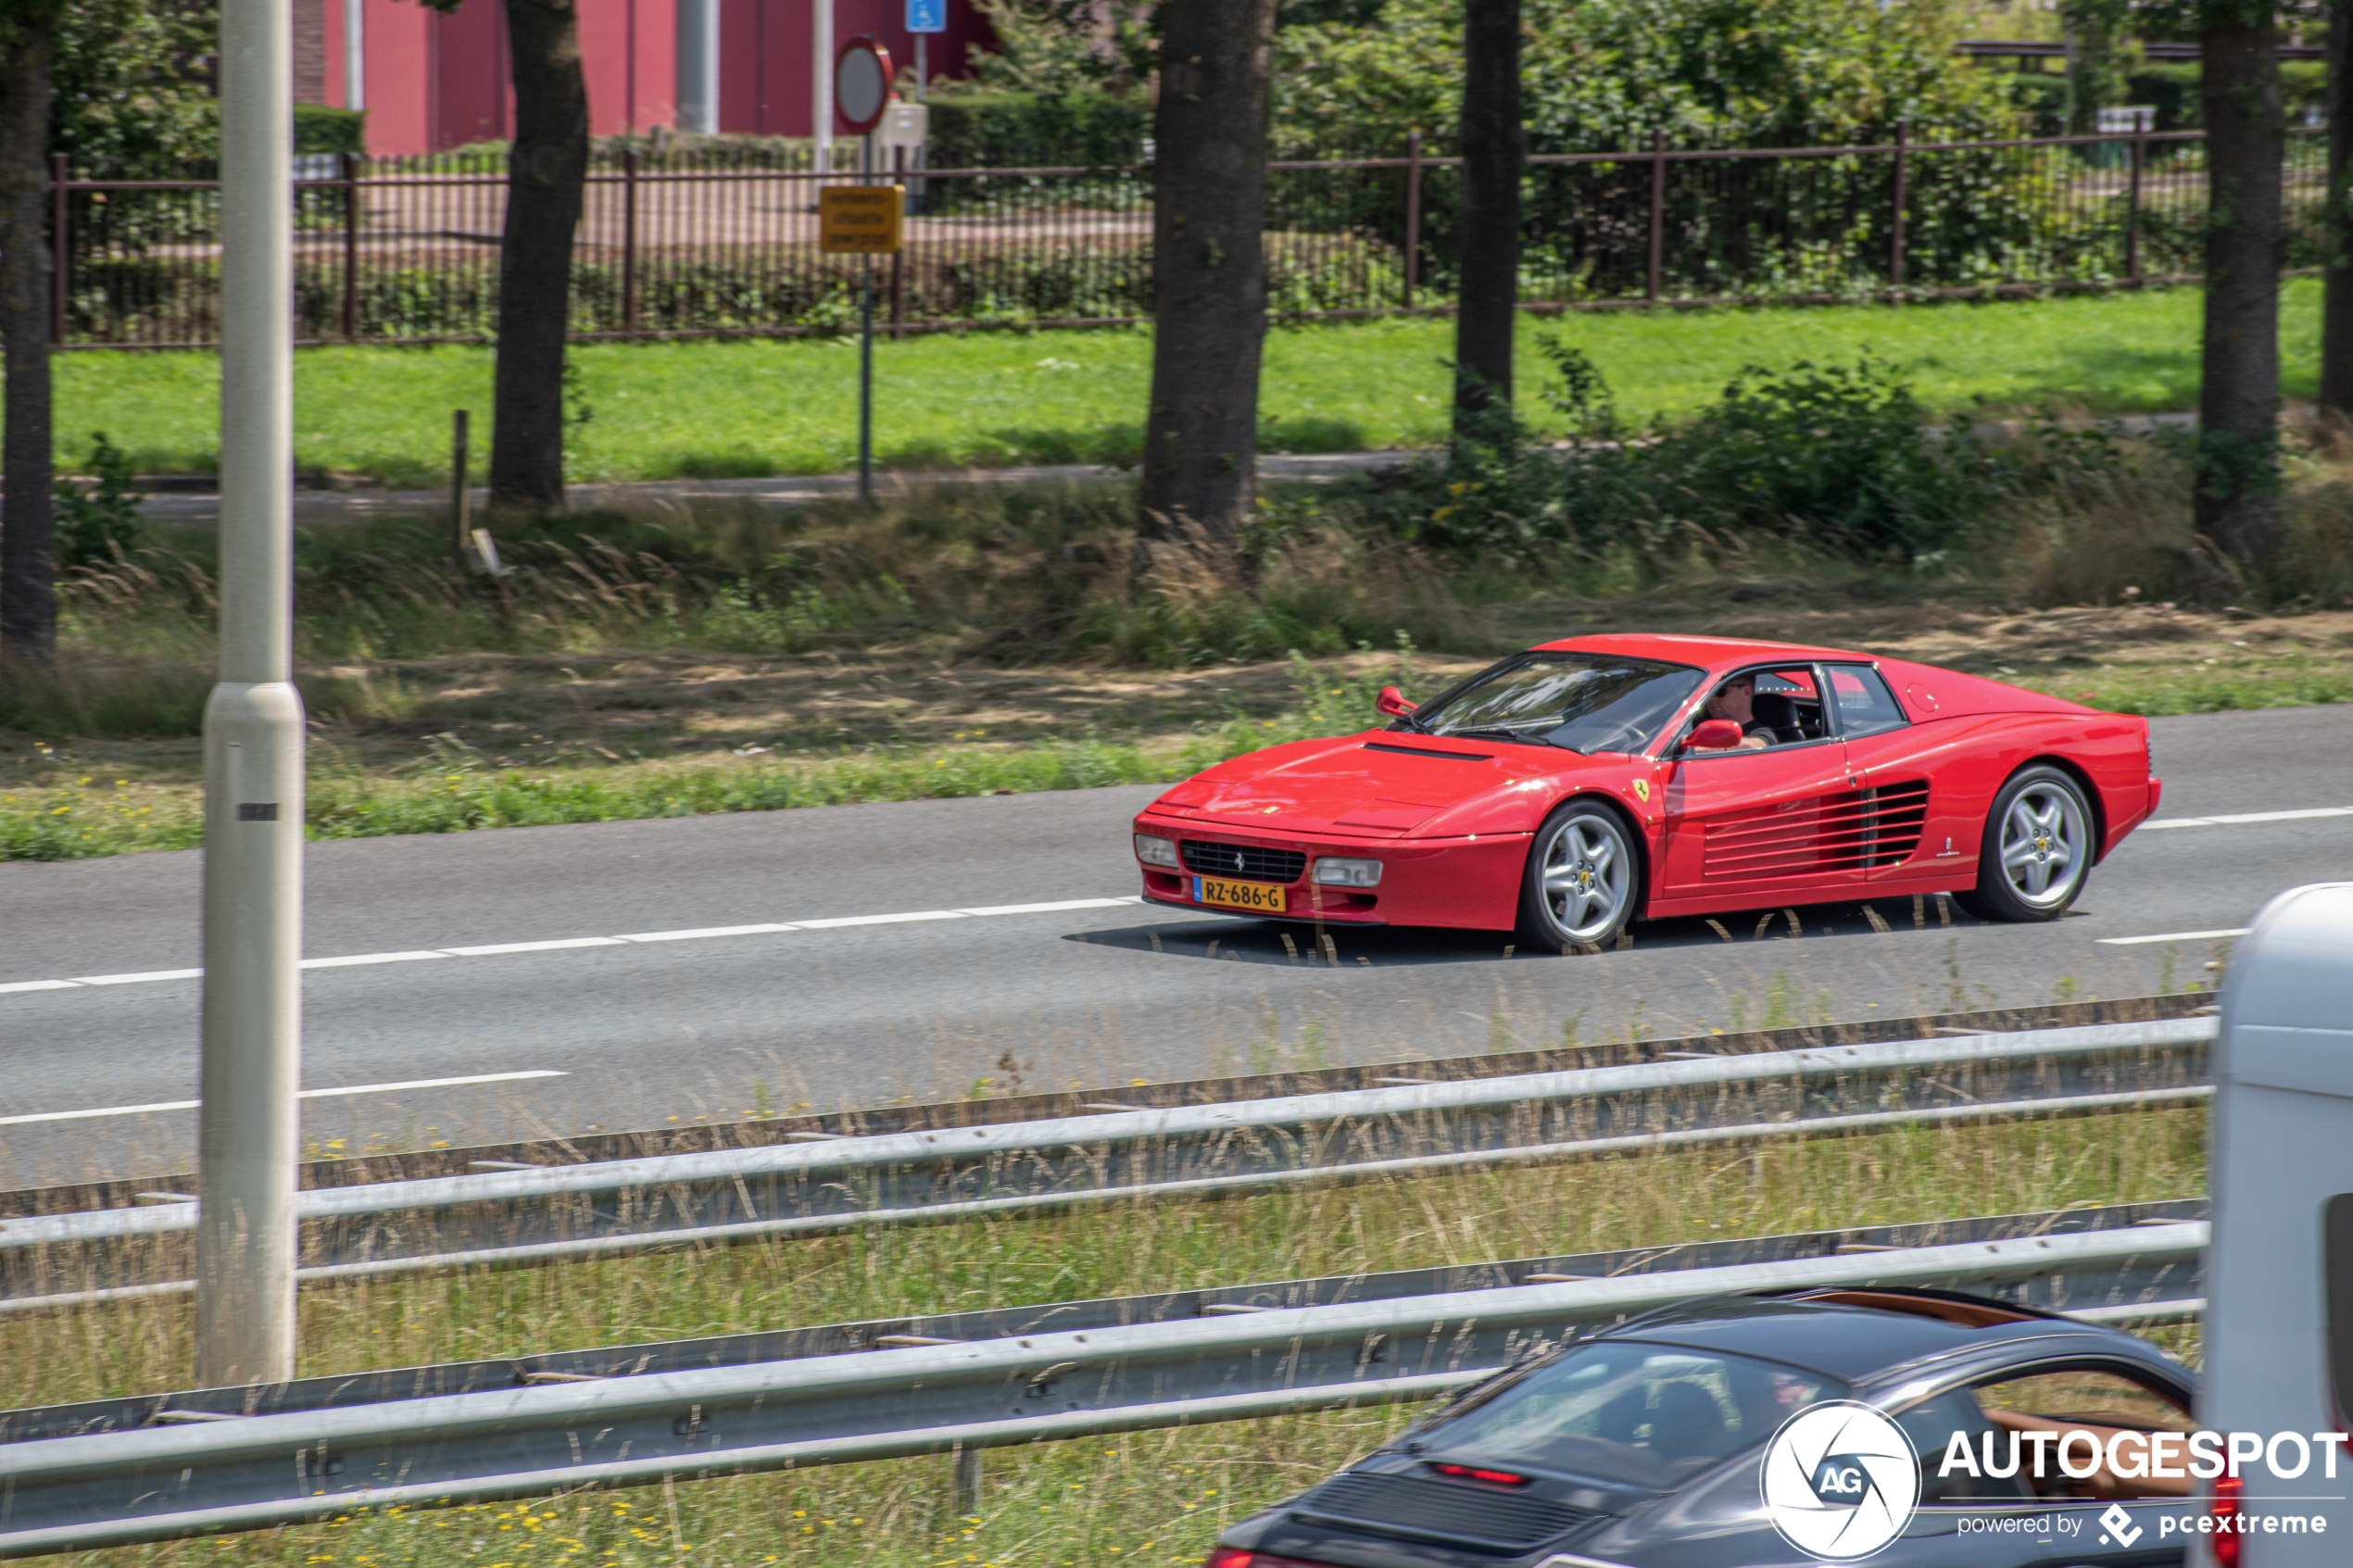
1761 1400 1921 1561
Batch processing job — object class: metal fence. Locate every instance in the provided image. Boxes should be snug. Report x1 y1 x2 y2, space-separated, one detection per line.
50 127 2328 349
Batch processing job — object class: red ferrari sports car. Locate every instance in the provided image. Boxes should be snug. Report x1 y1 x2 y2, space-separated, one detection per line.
1130 635 2160 950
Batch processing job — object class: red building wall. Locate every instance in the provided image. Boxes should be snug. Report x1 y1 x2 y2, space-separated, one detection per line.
323 0 981 157
717 0 990 137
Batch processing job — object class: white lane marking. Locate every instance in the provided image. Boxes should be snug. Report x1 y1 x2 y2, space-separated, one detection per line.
0 1070 568 1127
956 898 1136 917
2140 806 2353 830
797 910 968 929
0 896 1147 996
615 923 799 943
2097 927 2251 946
71 969 206 985
443 936 631 957
301 950 450 970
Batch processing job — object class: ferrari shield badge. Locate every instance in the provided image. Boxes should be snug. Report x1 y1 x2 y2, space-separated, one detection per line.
1632 779 1651 803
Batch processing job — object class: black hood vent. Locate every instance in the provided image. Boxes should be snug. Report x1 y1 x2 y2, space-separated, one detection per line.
1289 1472 1599 1553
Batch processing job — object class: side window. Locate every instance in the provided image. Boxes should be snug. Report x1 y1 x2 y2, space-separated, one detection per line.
1750 668 1826 745
1894 1388 2034 1505
1905 1366 2195 1507
1825 665 1907 738
1684 667 1830 752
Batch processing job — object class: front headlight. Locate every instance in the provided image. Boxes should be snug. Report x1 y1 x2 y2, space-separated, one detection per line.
1134 833 1180 869
1312 857 1383 887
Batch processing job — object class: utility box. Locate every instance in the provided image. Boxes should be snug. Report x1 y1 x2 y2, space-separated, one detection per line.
2204 882 2353 1566
875 101 929 205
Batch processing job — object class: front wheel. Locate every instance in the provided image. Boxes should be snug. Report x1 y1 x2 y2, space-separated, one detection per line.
1517 801 1642 951
1953 765 2095 922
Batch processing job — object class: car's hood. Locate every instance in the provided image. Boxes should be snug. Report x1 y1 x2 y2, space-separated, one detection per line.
1145 731 1592 837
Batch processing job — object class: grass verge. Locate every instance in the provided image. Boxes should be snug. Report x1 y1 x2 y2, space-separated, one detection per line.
45 282 2324 486
31 1107 2206 1568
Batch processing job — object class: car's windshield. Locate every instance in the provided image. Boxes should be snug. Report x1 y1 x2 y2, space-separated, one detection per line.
1409 653 1704 755
1427 1341 1845 1490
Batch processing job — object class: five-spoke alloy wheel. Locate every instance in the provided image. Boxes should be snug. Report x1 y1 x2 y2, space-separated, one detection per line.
1518 801 1641 951
1955 765 2095 922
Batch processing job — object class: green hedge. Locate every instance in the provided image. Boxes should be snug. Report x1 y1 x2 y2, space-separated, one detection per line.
294 103 366 156
925 91 1149 170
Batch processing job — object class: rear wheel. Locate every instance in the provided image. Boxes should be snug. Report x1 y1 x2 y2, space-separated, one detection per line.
1517 801 1641 951
1953 765 2095 922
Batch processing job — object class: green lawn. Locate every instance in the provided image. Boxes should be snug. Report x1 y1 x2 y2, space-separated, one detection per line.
49 280 2322 487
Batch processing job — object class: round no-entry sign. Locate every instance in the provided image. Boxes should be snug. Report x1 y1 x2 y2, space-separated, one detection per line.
835 37 894 135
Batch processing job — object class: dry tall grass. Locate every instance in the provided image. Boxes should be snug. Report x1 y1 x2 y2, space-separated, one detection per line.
24 1107 2206 1568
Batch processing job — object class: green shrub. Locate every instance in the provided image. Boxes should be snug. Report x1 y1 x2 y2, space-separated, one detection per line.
925 91 1150 170
54 433 145 570
293 103 366 157
1370 340 1985 568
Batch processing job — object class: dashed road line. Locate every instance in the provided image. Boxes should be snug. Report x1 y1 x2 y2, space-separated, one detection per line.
0 897 1144 997
0 1070 568 1127
2096 927 2250 947
2137 806 2353 830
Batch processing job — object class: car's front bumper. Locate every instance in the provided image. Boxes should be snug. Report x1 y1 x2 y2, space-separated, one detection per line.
1131 810 1529 932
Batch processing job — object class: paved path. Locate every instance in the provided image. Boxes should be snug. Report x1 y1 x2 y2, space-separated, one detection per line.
0 705 2342 1185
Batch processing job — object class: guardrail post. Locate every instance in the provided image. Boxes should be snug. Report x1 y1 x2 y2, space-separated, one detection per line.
1403 129 1422 309
49 153 68 345
950 1443 983 1516
340 152 360 341
1889 120 1908 295
1647 128 1666 302
2126 125 2145 283
621 146 640 337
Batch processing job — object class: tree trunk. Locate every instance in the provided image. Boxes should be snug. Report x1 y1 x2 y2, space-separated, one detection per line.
488 0 588 512
1138 0 1277 554
2195 11 2285 578
0 18 55 671
2322 0 2353 415
1453 0 1522 435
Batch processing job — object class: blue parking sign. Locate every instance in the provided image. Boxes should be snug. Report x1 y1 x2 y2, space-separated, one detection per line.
906 0 946 31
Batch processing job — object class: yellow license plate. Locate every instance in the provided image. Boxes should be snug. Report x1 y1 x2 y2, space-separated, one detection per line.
1195 875 1287 913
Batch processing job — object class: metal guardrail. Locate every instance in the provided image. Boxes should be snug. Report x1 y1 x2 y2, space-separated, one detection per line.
0 1215 2208 1557
0 1019 2213 1311
0 1197 2205 1442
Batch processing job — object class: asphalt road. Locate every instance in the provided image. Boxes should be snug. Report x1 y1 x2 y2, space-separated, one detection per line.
3 705 2347 1186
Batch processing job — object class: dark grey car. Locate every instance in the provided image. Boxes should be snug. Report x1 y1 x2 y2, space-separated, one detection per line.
1207 1289 2197 1568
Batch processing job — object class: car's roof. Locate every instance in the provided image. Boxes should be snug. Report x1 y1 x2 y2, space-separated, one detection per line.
1530 633 1878 668
1592 1294 2150 1385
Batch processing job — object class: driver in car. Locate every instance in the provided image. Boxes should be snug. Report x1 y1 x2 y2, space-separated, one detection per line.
1703 675 1775 750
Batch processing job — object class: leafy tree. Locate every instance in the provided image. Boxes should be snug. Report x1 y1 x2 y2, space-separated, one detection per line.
1453 0 1521 436
2322 0 2353 416
0 0 63 674
52 0 215 175
956 0 1155 95
413 0 586 512
1139 0 1279 559
1272 0 2011 155
2128 0 2286 582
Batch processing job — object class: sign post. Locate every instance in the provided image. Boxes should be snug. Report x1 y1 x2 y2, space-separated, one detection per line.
905 0 946 101
823 38 900 503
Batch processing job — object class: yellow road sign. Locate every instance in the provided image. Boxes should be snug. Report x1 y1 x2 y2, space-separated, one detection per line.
819 185 904 254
